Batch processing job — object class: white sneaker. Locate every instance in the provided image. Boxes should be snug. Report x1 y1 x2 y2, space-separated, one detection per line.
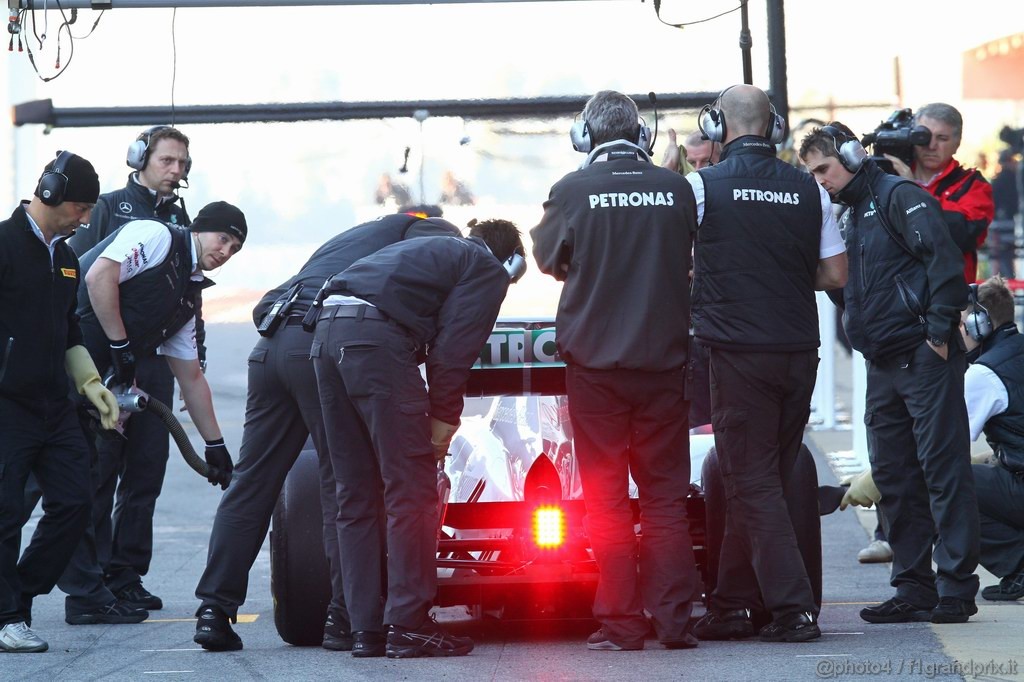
0 621 49 653
857 540 893 564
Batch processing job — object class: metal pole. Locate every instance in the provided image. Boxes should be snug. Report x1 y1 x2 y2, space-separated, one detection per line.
766 0 789 127
739 0 752 85
10 0 618 8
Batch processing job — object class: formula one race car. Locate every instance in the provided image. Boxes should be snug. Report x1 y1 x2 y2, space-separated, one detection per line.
268 320 823 645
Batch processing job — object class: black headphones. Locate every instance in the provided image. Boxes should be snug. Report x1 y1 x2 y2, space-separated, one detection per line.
570 111 652 155
698 85 786 145
126 125 192 177
820 124 868 173
504 247 527 283
35 150 75 207
965 283 993 342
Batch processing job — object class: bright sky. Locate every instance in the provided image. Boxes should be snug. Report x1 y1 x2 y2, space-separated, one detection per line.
1 0 1020 318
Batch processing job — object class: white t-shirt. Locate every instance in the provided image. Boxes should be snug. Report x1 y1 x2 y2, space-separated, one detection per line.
964 362 1009 442
98 220 201 360
685 172 847 259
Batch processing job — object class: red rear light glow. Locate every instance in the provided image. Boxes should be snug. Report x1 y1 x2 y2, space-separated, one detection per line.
533 505 566 549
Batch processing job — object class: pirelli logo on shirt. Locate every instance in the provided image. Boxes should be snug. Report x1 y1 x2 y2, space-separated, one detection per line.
60 267 76 278
589 191 675 209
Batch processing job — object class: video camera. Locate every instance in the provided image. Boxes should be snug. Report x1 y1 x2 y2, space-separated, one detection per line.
860 108 932 175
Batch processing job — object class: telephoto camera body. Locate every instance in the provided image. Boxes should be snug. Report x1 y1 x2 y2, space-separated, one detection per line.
860 108 932 175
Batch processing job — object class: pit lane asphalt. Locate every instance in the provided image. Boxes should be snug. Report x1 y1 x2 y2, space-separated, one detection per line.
9 324 1022 681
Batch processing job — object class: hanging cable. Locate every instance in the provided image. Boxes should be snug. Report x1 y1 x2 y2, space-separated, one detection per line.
170 8 178 126
653 0 747 30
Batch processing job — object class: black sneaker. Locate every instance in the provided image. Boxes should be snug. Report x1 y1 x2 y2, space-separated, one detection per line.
693 609 755 641
930 597 978 624
322 611 353 651
660 633 698 650
194 606 242 651
351 631 386 658
66 599 149 625
860 597 933 624
759 612 821 642
114 581 163 611
386 617 474 658
981 570 1024 602
585 628 644 651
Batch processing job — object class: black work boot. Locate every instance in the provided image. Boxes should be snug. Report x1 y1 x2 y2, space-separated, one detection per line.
759 611 821 642
693 609 755 641
194 606 242 651
386 616 474 658
322 610 354 651
352 631 386 658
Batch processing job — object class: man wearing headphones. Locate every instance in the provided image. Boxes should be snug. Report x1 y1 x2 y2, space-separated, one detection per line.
532 90 701 651
193 209 460 653
312 219 524 658
688 85 847 643
49 201 243 625
0 152 120 652
62 126 194 614
882 103 994 284
661 129 721 173
800 122 978 624
960 277 1024 602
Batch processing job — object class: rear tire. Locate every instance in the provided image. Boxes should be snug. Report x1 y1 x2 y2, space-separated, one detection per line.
270 448 332 646
701 443 822 613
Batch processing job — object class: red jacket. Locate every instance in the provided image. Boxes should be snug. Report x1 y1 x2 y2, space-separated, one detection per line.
919 159 994 283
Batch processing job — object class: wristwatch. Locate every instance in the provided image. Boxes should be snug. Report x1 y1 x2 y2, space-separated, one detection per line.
927 335 946 347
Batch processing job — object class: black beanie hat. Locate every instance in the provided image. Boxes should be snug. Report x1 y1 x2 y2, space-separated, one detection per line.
189 201 247 247
38 152 100 204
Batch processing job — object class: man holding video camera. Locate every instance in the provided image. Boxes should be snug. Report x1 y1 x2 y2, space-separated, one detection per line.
881 103 994 284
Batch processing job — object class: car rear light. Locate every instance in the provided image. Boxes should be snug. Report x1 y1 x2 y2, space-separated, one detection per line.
533 505 566 549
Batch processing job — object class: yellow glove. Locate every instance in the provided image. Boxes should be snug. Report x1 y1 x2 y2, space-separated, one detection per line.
839 469 881 511
430 417 459 463
65 345 120 430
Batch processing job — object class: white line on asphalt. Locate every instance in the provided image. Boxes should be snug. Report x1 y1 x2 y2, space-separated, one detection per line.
822 632 865 635
140 648 204 652
795 654 851 658
142 672 195 675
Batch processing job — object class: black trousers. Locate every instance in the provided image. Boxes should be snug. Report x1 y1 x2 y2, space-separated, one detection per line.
866 342 979 606
195 323 347 622
972 463 1024 578
709 348 818 618
312 309 436 632
566 364 698 646
0 396 91 625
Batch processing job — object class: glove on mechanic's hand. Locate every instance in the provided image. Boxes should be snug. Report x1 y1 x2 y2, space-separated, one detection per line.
203 438 234 490
108 338 136 388
430 418 459 463
66 345 119 430
840 470 881 511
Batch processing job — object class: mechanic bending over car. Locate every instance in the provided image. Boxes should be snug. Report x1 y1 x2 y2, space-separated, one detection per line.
801 122 978 625
841 276 1024 604
689 85 847 644
193 208 461 653
532 89 702 652
312 219 525 659
0 152 120 654
31 201 246 627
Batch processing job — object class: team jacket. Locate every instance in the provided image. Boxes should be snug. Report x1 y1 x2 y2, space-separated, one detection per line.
975 324 1024 470
253 214 460 325
323 235 509 425
531 145 697 371
692 137 823 352
76 222 210 369
919 159 993 283
0 203 84 403
835 160 967 360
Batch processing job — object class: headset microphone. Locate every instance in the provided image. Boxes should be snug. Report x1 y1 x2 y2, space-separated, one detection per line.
648 92 659 154
399 147 410 174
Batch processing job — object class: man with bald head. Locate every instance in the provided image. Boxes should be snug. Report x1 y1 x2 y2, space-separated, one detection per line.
687 84 848 643
661 129 721 173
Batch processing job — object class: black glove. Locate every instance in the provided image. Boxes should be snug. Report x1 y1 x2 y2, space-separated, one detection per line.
203 438 234 490
108 338 136 388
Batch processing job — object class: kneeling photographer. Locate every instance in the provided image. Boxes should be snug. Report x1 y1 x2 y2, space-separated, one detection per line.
864 103 994 284
800 122 979 624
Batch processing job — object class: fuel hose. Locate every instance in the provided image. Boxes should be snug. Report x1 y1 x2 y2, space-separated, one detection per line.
146 395 210 478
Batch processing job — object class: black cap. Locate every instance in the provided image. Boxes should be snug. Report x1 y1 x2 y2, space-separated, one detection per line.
189 201 247 246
